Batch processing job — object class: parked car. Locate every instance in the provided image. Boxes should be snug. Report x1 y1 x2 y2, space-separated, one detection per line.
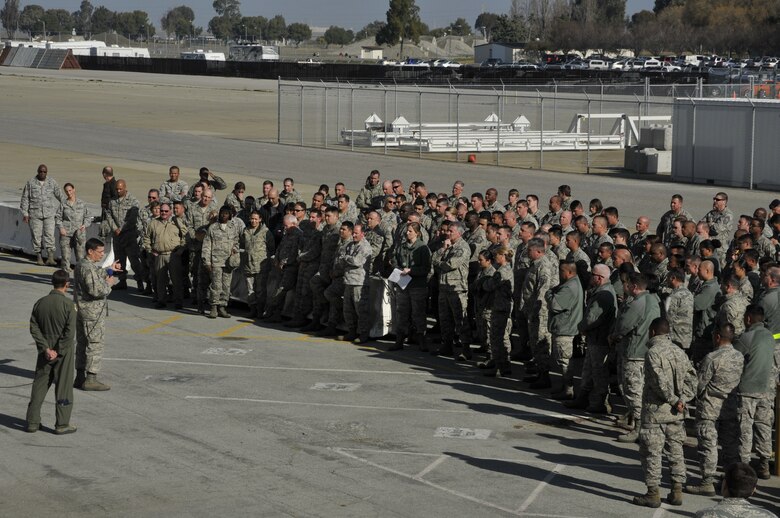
586 59 609 70
481 58 504 67
643 58 662 69
611 60 627 71
508 61 538 70
660 63 681 72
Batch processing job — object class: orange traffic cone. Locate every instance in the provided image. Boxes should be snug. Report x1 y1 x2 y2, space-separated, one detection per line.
468 154 477 163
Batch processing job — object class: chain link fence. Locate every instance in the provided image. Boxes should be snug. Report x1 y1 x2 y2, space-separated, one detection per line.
278 79 701 174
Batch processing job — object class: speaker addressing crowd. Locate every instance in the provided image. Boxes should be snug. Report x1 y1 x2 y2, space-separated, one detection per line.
20 164 780 513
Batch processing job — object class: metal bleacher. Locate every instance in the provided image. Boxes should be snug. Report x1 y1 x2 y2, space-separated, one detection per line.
0 46 79 70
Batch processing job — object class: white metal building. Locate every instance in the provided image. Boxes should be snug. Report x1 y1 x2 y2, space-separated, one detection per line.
473 42 526 64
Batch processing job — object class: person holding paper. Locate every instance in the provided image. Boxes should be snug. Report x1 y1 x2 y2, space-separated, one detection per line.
389 222 431 351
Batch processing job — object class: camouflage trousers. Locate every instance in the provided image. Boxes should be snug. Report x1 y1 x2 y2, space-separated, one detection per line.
475 306 491 351
619 357 645 421
639 421 687 487
696 417 740 483
551 335 576 386
489 310 512 367
294 262 319 319
29 216 56 253
76 316 106 375
394 285 428 338
310 272 332 324
196 260 210 307
510 306 529 357
245 265 271 314
738 394 776 463
324 277 345 327
437 286 470 347
59 230 85 269
529 308 551 372
580 342 610 407
208 266 233 307
343 284 370 336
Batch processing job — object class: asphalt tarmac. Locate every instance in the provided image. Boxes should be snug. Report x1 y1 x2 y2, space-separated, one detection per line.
1 67 779 517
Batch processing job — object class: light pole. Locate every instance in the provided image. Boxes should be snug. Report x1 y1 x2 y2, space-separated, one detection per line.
242 25 247 43
40 19 46 41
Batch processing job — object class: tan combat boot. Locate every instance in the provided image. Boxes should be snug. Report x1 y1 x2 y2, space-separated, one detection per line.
633 486 661 508
685 480 716 496
207 306 218 319
82 373 111 391
667 482 683 505
45 249 56 266
36 253 44 266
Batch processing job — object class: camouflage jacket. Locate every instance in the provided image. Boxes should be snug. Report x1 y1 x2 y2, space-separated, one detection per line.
240 224 275 275
202 222 240 269
107 194 141 236
715 291 749 338
20 176 62 219
159 179 189 202
56 198 90 235
641 335 696 424
73 258 112 320
696 344 744 421
340 238 373 286
484 263 514 313
185 203 215 251
275 227 304 268
692 498 779 518
464 227 488 263
432 237 471 291
665 285 694 349
318 223 341 276
700 208 735 244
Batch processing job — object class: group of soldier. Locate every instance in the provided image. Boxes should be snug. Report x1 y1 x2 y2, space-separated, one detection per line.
20 163 780 514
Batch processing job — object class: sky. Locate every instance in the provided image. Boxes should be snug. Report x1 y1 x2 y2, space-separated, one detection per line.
25 0 654 31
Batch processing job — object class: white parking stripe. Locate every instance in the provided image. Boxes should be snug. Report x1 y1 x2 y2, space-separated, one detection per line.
516 464 564 513
414 455 448 479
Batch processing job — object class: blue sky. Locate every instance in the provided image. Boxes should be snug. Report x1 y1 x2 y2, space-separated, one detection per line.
28 1 654 31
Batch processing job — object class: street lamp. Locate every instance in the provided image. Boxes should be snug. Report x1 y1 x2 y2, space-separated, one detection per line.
242 24 247 43
40 19 46 41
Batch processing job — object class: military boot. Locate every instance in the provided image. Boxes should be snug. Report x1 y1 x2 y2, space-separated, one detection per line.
60 257 71 271
617 428 639 443
415 333 428 352
563 390 590 409
387 334 404 351
754 459 771 480
217 306 230 318
667 482 683 506
685 481 716 496
586 400 613 414
551 385 574 400
45 249 56 266
207 306 218 319
73 369 86 389
36 253 44 266
54 424 78 435
433 342 453 357
632 486 661 508
317 325 339 337
456 344 472 361
82 374 110 391
529 371 552 389
616 412 635 430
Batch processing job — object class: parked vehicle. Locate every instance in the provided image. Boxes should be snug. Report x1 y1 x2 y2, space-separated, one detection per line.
643 58 662 69
660 63 681 72
481 58 504 67
586 59 609 70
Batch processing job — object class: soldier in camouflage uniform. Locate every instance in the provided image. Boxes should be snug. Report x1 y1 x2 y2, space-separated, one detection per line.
73 238 120 391
56 183 90 272
692 261 721 363
686 323 744 497
734 304 777 480
340 224 374 344
279 177 304 207
143 202 188 309
264 215 303 322
240 210 275 319
611 272 661 443
159 165 189 203
202 206 240 319
657 194 693 247
287 210 323 328
633 318 696 508
304 207 342 332
185 189 216 313
364 211 389 276
473 250 495 360
716 277 749 338
700 192 735 248
546 261 584 399
106 180 143 291
355 170 383 210
481 247 514 376
665 269 694 351
388 222 431 351
587 216 613 263
432 221 472 359
319 222 354 336
20 164 63 266
521 238 559 389
565 264 617 413
337 194 359 224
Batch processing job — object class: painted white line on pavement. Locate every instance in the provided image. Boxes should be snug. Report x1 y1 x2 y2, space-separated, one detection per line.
332 448 585 518
516 464 564 514
414 455 449 480
105 357 467 376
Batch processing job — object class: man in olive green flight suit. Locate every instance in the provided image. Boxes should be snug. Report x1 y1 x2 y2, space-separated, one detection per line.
26 270 78 434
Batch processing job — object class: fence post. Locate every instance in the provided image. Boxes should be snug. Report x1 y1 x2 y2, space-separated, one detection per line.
418 91 423 159
690 100 697 183
496 94 502 166
540 96 544 170
324 83 328 149
554 80 558 130
300 83 305 146
383 87 388 155
350 85 355 152
336 80 341 144
749 100 756 189
586 98 591 174
456 92 460 162
277 77 281 144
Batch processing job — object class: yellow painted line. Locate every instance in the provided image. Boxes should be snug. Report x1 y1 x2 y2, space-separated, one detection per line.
215 322 253 337
137 315 183 334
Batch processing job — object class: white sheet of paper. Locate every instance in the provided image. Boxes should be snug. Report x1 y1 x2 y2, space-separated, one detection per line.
388 268 412 290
